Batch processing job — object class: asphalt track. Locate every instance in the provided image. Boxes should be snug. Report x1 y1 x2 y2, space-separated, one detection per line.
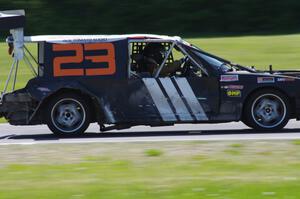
1 120 300 145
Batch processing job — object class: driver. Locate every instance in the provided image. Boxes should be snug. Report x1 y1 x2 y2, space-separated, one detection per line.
136 43 182 77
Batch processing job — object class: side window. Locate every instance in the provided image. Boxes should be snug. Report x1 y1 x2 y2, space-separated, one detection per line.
158 46 186 77
129 42 176 78
129 42 147 77
170 46 205 78
129 42 203 78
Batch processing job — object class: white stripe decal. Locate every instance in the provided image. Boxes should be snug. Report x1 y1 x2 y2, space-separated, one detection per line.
174 78 208 120
159 78 193 121
143 78 177 122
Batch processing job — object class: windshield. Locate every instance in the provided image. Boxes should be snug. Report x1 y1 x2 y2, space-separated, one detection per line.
184 44 255 73
194 51 223 67
188 47 231 72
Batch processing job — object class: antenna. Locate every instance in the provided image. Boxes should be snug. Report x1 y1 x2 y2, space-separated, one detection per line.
269 64 273 74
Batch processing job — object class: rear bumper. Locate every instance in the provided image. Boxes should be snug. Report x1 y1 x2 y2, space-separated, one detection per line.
0 91 38 125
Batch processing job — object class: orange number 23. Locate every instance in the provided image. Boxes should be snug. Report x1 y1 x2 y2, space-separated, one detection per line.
53 43 116 77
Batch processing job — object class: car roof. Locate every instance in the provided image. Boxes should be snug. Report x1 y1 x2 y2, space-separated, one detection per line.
23 34 183 43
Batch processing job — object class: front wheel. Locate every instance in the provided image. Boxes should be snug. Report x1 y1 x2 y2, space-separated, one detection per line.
45 93 91 136
243 89 290 131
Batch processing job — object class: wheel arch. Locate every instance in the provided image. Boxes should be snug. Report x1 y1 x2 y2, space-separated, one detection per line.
33 88 105 124
242 86 295 119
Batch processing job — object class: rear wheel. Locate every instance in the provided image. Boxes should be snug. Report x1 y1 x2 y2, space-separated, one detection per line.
243 89 290 131
45 93 90 136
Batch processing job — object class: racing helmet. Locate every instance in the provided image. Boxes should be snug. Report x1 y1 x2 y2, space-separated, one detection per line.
142 43 166 65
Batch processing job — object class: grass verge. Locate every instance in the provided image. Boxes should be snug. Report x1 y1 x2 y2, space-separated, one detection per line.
0 140 300 198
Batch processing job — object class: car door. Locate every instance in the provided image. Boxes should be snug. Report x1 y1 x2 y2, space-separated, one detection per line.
182 76 220 119
124 75 219 124
124 42 220 124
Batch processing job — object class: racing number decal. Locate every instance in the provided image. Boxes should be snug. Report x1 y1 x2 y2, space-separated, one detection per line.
84 43 116 76
52 43 116 77
53 44 84 77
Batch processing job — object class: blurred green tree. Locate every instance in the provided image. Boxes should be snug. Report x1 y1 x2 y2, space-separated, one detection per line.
0 0 300 36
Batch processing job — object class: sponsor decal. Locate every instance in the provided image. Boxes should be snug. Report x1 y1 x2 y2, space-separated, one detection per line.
257 77 275 83
277 77 296 82
220 75 239 82
227 90 241 97
222 85 244 90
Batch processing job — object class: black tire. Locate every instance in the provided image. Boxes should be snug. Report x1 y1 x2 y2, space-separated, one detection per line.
241 118 254 129
45 93 91 137
243 89 290 131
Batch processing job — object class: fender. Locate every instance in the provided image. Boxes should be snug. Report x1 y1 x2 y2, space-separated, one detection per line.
26 78 112 125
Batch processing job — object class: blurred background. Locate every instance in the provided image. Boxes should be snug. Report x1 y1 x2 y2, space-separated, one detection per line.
1 0 300 36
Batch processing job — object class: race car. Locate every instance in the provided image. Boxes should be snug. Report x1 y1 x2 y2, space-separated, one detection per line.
0 10 300 136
